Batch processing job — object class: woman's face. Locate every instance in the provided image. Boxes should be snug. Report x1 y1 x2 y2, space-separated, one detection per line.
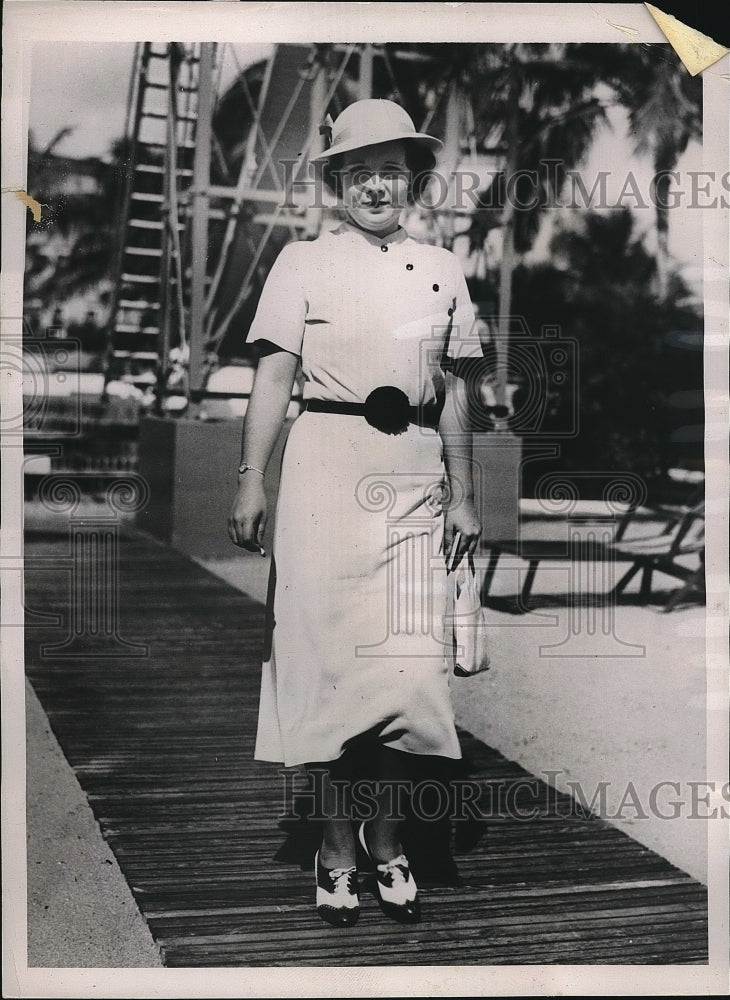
339 140 409 236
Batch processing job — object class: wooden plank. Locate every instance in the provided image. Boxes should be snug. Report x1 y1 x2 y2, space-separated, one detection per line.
24 527 708 966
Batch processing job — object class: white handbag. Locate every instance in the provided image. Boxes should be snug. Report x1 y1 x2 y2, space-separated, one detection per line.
447 533 491 677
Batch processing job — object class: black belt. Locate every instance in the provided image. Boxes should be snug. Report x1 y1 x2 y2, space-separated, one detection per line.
304 386 441 435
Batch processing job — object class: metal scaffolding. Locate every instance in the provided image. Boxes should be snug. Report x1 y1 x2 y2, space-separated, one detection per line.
106 42 499 412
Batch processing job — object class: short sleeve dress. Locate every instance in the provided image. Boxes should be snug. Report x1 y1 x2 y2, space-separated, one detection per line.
249 221 480 768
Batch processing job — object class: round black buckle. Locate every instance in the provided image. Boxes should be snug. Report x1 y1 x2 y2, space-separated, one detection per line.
363 386 410 435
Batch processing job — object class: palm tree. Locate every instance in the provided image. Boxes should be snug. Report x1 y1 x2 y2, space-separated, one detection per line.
411 43 698 400
512 207 703 484
435 43 613 406
608 45 702 297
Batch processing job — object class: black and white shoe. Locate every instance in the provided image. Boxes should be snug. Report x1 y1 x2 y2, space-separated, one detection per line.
315 850 360 927
358 822 420 923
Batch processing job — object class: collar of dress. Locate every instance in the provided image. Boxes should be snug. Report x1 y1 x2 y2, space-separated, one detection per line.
335 220 410 249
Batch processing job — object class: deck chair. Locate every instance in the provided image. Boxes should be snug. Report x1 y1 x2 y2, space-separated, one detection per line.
609 499 705 610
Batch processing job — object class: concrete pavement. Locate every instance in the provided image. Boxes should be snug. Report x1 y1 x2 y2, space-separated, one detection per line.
25 679 161 968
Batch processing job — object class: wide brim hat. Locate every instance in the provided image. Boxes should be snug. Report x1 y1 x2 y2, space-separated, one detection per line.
309 99 442 162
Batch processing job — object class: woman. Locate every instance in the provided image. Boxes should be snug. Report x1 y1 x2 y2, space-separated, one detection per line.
228 99 481 927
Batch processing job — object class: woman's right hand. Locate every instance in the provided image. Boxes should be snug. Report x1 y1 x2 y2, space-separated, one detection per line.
226 349 299 553
228 475 268 552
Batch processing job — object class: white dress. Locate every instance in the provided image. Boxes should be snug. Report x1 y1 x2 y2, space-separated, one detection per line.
250 221 479 767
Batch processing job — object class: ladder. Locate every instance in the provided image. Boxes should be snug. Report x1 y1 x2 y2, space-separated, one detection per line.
105 42 204 393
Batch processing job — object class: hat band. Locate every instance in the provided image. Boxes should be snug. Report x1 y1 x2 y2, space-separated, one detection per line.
329 126 416 152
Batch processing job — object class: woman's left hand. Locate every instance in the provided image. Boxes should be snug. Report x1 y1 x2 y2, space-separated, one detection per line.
444 500 481 570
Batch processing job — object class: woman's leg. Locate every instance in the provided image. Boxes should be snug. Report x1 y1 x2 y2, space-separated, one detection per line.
363 748 458 874
363 745 412 862
306 759 356 868
307 758 360 927
359 745 421 922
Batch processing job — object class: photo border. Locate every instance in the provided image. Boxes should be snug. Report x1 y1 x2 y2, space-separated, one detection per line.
2 3 728 996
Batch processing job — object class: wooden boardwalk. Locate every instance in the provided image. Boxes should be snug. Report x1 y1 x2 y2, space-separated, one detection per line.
24 524 708 966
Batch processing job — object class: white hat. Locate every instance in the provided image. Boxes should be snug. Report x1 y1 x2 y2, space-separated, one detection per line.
309 99 442 162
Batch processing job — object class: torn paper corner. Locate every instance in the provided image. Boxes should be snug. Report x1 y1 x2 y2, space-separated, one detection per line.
645 4 729 75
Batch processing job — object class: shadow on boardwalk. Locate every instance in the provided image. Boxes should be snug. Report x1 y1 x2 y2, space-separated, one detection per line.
24 522 708 967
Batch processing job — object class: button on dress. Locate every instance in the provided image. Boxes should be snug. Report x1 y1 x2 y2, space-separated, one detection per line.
249 222 480 767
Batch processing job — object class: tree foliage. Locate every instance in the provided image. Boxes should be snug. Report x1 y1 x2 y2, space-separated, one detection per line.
504 209 703 492
25 131 132 305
